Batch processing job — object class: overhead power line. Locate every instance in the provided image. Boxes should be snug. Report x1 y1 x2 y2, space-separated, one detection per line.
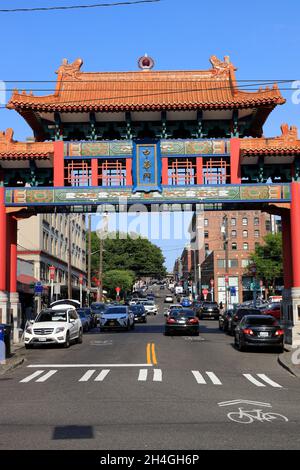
0 0 161 13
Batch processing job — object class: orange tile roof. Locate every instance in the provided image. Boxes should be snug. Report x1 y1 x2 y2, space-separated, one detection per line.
0 128 53 159
241 124 300 156
7 56 285 112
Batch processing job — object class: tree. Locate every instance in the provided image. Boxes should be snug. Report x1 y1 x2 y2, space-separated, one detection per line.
90 231 167 280
103 269 135 298
248 233 283 294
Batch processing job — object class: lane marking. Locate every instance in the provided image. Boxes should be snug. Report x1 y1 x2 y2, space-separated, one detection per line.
192 370 206 384
27 364 153 368
153 369 162 382
35 370 58 383
151 343 157 365
94 369 110 382
146 343 151 365
20 370 45 383
79 370 96 382
206 371 222 385
243 374 266 387
257 374 282 388
138 369 148 381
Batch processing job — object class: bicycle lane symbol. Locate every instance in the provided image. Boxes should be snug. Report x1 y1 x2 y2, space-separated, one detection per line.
218 400 289 425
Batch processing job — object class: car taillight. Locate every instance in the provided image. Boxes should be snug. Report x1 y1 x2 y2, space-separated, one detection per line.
188 318 198 324
243 328 254 335
275 329 284 336
234 315 239 321
167 318 176 324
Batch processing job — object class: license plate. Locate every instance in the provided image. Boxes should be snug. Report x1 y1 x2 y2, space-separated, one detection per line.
109 321 116 326
259 332 269 337
178 321 186 324
38 337 47 342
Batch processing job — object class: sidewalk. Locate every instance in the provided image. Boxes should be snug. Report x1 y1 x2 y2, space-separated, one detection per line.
0 341 26 376
278 347 300 378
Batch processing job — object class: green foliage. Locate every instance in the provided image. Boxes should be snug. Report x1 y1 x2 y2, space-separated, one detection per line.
103 269 135 298
90 231 167 280
248 233 283 287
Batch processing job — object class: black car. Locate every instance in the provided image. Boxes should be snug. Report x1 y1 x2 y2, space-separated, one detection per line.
197 302 220 320
234 315 284 352
90 302 107 325
165 308 199 336
228 308 261 335
129 304 147 323
219 309 235 332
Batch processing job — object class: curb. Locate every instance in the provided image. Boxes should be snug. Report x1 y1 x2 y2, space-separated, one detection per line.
277 355 297 377
0 344 26 376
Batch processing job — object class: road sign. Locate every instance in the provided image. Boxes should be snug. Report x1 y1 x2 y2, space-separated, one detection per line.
79 274 83 285
225 274 229 283
34 283 43 294
230 286 236 296
115 286 121 294
202 288 208 300
49 266 55 280
54 284 61 295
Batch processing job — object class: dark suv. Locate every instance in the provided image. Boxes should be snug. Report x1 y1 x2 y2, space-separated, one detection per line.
197 302 220 320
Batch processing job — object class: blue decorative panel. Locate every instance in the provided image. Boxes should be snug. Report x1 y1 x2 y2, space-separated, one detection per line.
132 140 162 193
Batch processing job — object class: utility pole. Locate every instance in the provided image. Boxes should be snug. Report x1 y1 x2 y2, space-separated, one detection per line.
87 214 91 306
97 238 103 302
68 214 72 299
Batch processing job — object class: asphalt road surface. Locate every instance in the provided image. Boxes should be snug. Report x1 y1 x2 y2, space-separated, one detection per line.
1 287 300 450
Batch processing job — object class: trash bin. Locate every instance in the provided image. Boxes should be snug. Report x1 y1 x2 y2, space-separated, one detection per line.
0 324 11 358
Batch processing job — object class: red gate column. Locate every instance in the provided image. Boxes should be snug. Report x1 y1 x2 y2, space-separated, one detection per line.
230 138 241 184
196 157 203 185
7 215 20 342
162 158 168 185
126 158 133 186
290 182 300 345
91 159 99 186
53 141 65 186
0 186 8 323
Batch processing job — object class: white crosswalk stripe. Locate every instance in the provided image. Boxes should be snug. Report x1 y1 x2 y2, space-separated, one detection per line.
256 374 282 388
191 371 222 385
20 370 45 383
35 370 58 383
153 369 162 382
79 370 96 382
243 374 266 387
138 368 162 382
94 369 110 382
138 369 148 381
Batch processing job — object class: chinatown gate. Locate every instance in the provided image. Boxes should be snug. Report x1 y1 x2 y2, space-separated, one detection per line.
1 55 300 345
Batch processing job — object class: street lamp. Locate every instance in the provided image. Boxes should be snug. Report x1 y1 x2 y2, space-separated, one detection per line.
221 215 229 310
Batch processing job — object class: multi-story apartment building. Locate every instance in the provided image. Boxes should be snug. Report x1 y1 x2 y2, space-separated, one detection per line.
17 213 87 302
181 210 273 304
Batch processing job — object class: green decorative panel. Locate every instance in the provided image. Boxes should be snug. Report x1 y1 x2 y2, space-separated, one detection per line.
65 141 133 157
6 184 291 207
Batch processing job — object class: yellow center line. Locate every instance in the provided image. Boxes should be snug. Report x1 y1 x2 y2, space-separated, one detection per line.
146 343 152 365
151 343 157 365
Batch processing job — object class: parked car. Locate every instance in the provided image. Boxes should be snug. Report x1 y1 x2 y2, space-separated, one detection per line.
99 305 134 331
77 308 91 332
197 301 220 320
228 308 261 336
219 309 235 332
129 304 147 323
90 302 107 325
164 304 183 317
164 295 173 303
181 297 192 307
165 308 199 336
261 302 281 321
24 308 83 348
234 315 284 352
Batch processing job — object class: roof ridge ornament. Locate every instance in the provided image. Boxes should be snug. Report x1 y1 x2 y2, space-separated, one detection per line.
280 123 298 141
138 54 155 71
56 58 83 77
0 128 14 143
210 55 237 73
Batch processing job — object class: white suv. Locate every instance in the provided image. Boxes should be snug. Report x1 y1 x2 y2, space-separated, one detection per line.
142 301 158 315
24 308 83 349
99 305 134 331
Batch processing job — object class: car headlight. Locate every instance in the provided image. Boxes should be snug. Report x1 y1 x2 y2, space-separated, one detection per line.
25 327 32 334
55 327 65 334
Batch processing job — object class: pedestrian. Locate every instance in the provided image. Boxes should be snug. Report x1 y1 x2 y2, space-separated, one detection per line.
219 301 224 314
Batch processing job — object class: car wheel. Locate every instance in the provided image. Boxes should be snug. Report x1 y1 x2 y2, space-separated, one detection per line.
131 322 135 330
277 345 284 354
238 338 246 352
63 332 70 348
127 321 131 331
194 331 200 336
77 329 83 344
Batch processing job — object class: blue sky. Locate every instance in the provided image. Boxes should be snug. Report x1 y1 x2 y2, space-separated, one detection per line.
1 0 300 270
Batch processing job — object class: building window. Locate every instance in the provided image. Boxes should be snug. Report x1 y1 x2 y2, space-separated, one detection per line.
204 219 208 227
204 231 209 239
243 230 248 238
254 217 259 226
242 218 248 226
232 242 237 250
231 230 237 238
229 259 238 268
217 259 225 268
254 230 260 238
241 259 250 268
266 219 271 232
231 218 236 226
243 242 249 250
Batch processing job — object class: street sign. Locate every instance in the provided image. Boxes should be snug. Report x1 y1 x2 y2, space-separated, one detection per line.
54 284 61 295
230 286 236 296
202 288 208 300
79 274 83 285
115 286 121 293
34 282 43 294
225 274 229 283
49 266 55 280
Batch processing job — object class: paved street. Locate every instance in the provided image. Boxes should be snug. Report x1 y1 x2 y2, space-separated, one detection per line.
1 289 300 450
